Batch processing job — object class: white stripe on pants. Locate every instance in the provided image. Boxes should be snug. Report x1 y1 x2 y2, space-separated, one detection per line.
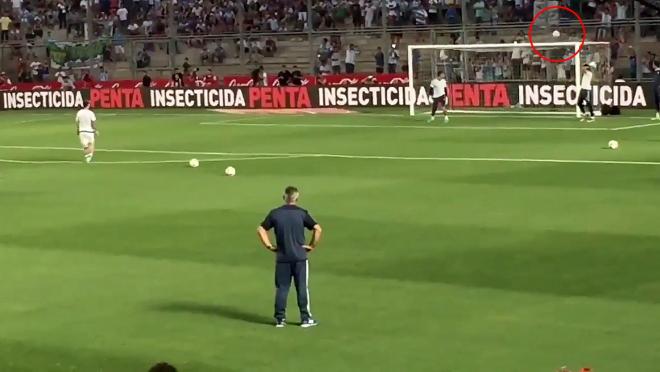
306 260 312 317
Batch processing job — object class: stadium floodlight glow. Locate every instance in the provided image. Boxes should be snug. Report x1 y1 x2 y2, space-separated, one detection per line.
407 41 610 117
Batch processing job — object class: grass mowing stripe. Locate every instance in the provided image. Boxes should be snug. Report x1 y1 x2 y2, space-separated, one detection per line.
199 122 612 131
2 145 660 166
0 155 307 165
3 108 660 371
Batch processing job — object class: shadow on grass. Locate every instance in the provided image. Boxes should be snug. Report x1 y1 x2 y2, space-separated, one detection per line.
152 301 273 326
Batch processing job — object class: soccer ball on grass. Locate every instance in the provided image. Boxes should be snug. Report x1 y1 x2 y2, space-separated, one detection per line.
225 166 236 176
189 158 200 168
608 140 619 150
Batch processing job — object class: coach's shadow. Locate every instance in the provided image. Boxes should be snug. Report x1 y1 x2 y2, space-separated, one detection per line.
152 301 273 326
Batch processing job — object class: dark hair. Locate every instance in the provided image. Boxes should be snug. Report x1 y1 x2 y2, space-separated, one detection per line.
83 100 90 108
149 362 177 372
284 186 298 196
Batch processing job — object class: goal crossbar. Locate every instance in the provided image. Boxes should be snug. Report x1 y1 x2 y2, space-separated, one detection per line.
407 42 611 117
408 42 610 50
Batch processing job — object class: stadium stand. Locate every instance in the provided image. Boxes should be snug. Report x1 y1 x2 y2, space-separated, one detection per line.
0 0 658 83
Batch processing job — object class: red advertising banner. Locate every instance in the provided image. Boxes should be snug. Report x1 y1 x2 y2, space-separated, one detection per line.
223 73 408 87
0 73 408 92
1 83 651 110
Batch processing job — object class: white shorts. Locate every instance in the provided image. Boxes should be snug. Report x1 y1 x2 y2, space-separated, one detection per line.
79 132 95 148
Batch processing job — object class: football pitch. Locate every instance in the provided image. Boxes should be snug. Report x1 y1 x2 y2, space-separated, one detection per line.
1 108 660 372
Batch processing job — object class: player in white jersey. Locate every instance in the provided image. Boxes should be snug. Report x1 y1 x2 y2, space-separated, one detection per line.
75 101 98 163
427 71 449 123
578 63 595 122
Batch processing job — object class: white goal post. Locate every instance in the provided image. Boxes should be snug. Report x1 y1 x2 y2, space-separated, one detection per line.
407 41 610 117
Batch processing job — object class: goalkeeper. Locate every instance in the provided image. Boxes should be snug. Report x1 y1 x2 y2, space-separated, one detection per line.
428 71 449 124
577 63 596 123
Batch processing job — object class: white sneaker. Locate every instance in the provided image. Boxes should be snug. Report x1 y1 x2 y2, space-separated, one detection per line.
427 116 435 123
300 319 318 328
580 116 586 122
444 116 449 123
653 114 660 121
275 319 286 328
587 117 595 123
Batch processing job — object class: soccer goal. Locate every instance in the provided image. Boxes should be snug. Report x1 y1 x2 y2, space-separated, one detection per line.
407 41 611 117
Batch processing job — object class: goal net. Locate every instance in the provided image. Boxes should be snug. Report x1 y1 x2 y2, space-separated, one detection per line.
407 41 611 117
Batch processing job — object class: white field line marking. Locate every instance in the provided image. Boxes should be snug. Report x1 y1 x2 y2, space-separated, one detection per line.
320 154 660 166
0 155 306 165
2 145 660 166
0 145 285 156
446 112 658 120
445 110 577 116
0 159 82 164
611 123 660 131
199 122 610 131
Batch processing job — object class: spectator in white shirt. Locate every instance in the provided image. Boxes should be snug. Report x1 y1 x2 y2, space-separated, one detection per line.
475 66 484 80
11 0 20 14
99 67 109 81
521 49 531 79
117 6 129 29
365 1 376 28
142 19 153 35
58 72 75 90
387 46 400 73
127 22 140 34
331 49 341 73
114 44 126 61
267 15 279 31
345 44 359 73
511 41 522 79
30 61 41 82
615 0 628 19
597 8 612 41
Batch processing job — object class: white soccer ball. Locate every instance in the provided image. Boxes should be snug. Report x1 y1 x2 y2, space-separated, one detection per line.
552 30 560 38
608 140 619 150
189 158 199 168
225 166 236 176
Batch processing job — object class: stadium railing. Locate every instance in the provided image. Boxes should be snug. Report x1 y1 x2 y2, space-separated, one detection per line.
0 17 658 82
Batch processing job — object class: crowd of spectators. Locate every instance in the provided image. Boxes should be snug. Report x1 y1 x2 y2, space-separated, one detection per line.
162 0 653 32
166 57 220 87
315 35 405 75
0 0 658 83
0 0 656 46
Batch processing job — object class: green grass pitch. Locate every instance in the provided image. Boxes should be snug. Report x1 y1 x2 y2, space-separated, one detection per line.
1 108 660 372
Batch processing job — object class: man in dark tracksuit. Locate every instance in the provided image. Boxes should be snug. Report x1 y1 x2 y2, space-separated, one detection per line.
257 186 323 328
